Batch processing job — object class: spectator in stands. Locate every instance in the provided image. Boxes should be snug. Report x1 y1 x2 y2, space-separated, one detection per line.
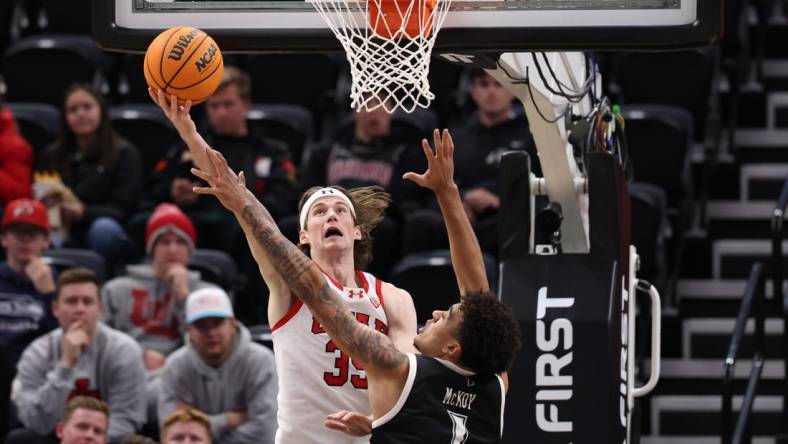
452 68 539 253
0 99 33 209
0 198 58 361
300 95 428 273
158 288 277 444
36 83 143 273
137 66 297 322
135 66 298 252
403 69 540 256
160 407 211 444
8 268 147 444
0 198 58 439
55 396 109 444
102 204 216 371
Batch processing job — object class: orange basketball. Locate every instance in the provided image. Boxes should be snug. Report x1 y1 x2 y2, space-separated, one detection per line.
370 0 436 39
144 26 224 105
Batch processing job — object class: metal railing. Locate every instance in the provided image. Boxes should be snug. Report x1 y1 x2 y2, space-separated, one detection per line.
722 262 766 444
774 177 788 437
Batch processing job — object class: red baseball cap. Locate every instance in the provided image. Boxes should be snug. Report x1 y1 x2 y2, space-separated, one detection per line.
2 198 49 231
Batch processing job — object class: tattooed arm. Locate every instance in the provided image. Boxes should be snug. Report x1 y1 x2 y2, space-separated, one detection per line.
192 148 408 377
149 90 292 321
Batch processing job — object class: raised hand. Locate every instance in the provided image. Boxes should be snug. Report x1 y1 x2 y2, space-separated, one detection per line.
324 410 373 437
402 129 456 194
60 321 90 369
148 88 197 138
164 263 191 301
24 257 55 294
191 149 251 215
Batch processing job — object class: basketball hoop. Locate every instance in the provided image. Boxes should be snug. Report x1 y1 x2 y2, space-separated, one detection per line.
308 0 452 113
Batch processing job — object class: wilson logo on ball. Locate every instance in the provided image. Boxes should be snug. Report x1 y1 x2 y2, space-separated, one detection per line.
167 29 201 61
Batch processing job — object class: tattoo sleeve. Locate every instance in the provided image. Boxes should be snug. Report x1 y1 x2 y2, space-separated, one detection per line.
240 202 406 371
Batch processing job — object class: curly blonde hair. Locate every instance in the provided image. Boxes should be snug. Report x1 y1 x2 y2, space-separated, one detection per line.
298 185 391 270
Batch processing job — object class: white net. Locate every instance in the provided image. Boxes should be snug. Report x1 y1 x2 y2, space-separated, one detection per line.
308 0 452 113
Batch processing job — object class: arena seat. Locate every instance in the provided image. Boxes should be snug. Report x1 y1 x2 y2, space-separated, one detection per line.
5 102 60 156
43 248 107 283
630 182 669 287
613 48 719 146
2 35 110 105
37 0 91 34
247 103 314 167
189 249 243 302
247 53 341 117
116 54 150 103
388 249 497 323
720 0 752 152
0 0 15 63
622 103 694 217
426 57 466 127
109 103 178 179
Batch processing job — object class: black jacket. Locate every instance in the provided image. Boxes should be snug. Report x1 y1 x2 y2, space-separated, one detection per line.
453 111 540 197
147 127 299 220
38 137 143 224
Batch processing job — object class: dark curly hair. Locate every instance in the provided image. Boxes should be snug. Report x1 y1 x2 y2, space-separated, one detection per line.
457 291 521 376
297 185 391 270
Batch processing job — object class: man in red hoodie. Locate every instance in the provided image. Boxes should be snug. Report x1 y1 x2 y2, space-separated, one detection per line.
0 101 33 208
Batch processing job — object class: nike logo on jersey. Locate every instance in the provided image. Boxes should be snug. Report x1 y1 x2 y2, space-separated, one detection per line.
443 388 477 410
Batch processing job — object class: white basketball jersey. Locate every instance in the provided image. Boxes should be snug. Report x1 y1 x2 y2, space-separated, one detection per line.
272 270 389 444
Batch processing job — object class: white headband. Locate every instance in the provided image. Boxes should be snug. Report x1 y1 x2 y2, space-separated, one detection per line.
299 187 357 229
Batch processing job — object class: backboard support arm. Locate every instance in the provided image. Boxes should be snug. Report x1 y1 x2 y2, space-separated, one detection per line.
484 52 592 254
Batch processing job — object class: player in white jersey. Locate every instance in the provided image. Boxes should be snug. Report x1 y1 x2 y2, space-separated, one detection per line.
150 90 418 444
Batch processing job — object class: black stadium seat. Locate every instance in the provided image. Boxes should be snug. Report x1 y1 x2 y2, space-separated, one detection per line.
43 248 107 283
613 48 719 144
189 249 243 302
630 182 669 286
5 102 60 157
37 0 91 35
2 35 110 105
622 104 694 214
116 54 150 103
247 104 315 167
389 249 498 323
109 104 179 179
247 53 340 128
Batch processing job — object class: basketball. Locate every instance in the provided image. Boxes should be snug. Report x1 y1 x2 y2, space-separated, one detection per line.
369 0 436 39
143 26 224 105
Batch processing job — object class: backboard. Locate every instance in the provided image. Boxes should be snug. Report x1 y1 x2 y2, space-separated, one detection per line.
93 0 721 53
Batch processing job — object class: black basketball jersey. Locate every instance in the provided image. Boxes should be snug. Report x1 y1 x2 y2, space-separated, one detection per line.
371 353 505 444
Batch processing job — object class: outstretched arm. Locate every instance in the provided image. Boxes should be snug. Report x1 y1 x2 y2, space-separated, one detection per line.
192 148 408 377
403 129 489 296
148 90 291 317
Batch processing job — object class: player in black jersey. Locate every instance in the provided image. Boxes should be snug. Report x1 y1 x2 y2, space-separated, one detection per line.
174 99 521 443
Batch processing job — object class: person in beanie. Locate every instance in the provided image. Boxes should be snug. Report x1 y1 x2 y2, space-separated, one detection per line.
101 203 216 371
9 268 147 444
158 287 277 444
